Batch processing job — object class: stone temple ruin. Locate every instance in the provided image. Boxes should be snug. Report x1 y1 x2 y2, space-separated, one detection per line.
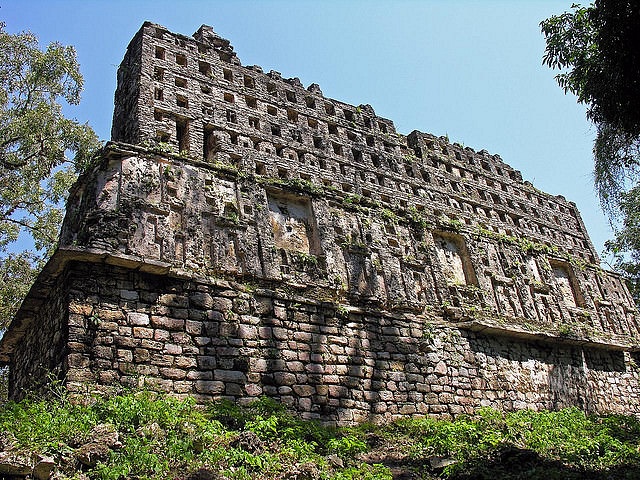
1 22 639 424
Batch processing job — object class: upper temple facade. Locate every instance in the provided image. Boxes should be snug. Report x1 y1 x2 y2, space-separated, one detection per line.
1 22 639 423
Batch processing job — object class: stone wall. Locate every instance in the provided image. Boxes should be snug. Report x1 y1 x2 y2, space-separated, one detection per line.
17 260 639 423
1 21 639 422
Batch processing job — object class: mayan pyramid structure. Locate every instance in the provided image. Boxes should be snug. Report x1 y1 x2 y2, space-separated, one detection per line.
1 22 638 424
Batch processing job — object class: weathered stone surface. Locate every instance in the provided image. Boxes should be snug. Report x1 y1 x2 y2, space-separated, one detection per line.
0 21 639 425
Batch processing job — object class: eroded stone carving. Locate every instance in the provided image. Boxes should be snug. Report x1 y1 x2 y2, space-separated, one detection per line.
0 22 638 424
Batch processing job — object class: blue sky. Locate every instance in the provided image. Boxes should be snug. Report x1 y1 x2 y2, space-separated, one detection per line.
2 1 609 259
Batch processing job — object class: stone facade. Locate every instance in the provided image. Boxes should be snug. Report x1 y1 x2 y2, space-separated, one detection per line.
1 22 639 423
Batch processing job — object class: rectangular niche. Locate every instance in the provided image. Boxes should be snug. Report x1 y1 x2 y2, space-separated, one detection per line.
433 232 476 285
267 193 319 254
550 260 583 308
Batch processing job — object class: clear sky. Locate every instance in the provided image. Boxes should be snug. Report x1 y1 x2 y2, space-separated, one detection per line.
2 1 610 260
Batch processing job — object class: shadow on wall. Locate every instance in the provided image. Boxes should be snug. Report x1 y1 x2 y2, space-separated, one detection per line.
464 331 629 412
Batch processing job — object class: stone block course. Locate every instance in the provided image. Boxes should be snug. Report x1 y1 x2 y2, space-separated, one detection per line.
0 21 639 424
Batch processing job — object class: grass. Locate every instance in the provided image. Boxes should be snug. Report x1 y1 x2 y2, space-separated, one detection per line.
1 391 640 479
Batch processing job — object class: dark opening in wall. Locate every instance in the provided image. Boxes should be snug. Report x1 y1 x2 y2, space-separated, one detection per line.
154 88 164 101
175 54 187 66
249 117 260 130
175 77 187 88
308 118 318 129
244 75 255 88
176 118 189 153
198 61 212 77
201 84 211 94
325 102 335 115
286 91 296 102
226 110 237 123
352 149 362 162
203 126 218 161
363 116 372 128
366 136 375 147
305 96 316 108
155 46 165 59
271 124 281 137
154 109 164 121
176 95 188 108
245 96 257 108
332 143 342 155
223 68 233 81
328 124 338 135
156 130 170 143
343 109 354 121
255 161 266 175
313 137 323 149
224 93 234 103
267 106 277 116
371 153 381 168
267 83 277 96
287 109 298 122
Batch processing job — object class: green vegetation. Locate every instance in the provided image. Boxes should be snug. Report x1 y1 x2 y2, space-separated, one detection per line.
541 2 640 303
0 23 101 331
1 392 640 479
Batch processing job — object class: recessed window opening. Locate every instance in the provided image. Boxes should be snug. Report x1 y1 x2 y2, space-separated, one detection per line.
175 77 187 88
271 124 281 137
154 88 164 101
249 117 260 130
267 83 277 96
155 46 165 59
305 96 316 108
328 123 338 135
224 93 234 103
176 95 188 108
226 109 237 123
352 149 362 162
325 102 335 115
287 109 298 122
286 91 296 102
343 109 354 121
267 106 277 116
156 131 170 143
244 75 255 88
223 68 233 81
176 119 189 153
198 61 212 76
203 126 218 161
175 54 187 66
245 96 257 108
308 118 318 129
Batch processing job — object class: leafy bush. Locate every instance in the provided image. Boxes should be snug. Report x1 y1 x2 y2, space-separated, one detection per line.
1 392 640 479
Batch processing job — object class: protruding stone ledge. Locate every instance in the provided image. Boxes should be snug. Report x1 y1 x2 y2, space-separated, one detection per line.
456 316 640 352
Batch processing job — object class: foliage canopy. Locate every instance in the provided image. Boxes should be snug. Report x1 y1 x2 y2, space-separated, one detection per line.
0 22 100 330
541 1 640 301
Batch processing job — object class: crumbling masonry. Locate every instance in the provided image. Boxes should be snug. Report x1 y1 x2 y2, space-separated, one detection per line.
1 22 639 424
